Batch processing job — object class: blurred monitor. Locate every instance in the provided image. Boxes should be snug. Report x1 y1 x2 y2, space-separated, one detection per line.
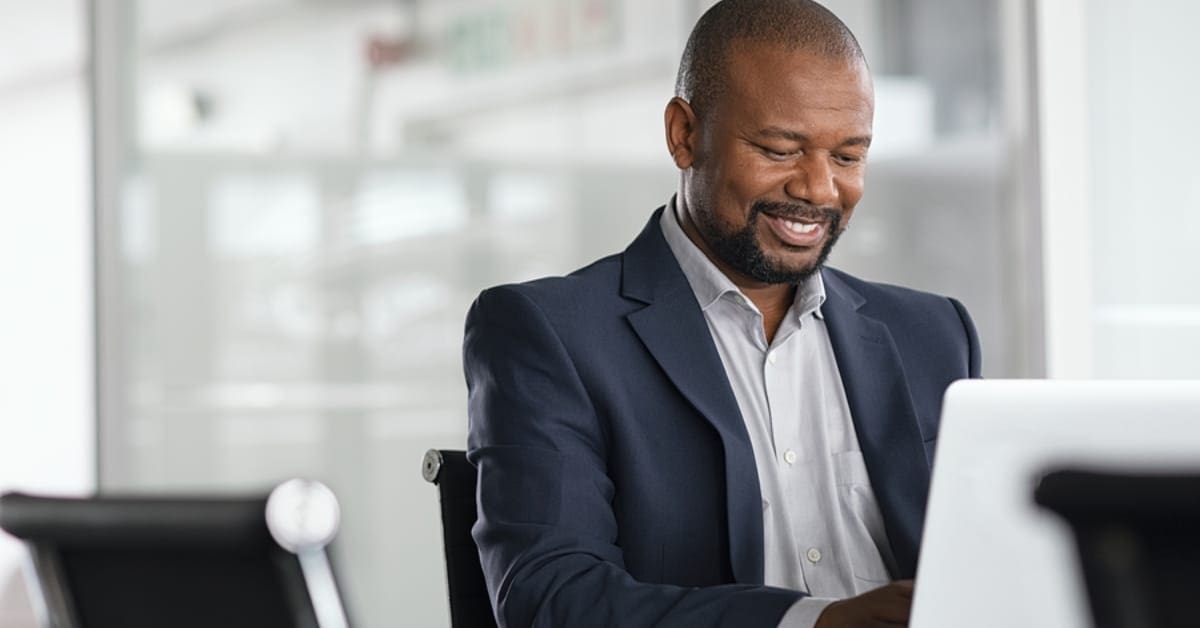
1036 469 1200 628
911 380 1200 628
0 479 350 628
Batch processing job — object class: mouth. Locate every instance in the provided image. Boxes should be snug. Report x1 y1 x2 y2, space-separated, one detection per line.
762 212 827 247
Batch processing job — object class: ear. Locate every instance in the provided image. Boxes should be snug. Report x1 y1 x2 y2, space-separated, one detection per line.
664 97 698 170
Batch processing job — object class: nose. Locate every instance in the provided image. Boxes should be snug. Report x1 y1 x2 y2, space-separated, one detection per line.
784 155 838 208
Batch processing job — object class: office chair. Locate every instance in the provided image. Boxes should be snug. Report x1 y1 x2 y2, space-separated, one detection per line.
1035 469 1200 628
422 449 497 628
0 479 351 628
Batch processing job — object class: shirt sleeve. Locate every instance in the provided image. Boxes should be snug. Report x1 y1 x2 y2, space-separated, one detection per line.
776 597 836 628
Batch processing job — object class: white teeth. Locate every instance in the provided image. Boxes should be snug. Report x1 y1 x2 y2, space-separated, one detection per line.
783 219 819 234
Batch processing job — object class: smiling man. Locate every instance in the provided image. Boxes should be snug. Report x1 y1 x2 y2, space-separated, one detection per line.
463 1 980 627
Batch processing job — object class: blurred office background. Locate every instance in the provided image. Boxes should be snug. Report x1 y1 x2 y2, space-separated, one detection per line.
1 0 1197 626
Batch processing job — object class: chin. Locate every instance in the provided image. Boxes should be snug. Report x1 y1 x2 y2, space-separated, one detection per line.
772 250 822 269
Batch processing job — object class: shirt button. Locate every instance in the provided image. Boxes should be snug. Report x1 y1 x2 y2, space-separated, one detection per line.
806 548 822 563
762 499 769 512
783 450 797 465
767 352 778 364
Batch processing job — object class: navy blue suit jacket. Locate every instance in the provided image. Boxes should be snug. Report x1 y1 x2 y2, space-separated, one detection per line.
463 208 981 628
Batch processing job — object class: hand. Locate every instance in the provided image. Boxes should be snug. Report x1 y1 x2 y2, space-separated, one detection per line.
813 580 914 627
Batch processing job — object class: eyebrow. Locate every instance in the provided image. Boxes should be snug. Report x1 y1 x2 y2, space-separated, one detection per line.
757 127 873 148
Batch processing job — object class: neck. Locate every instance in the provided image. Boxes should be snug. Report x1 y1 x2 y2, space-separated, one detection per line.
674 200 796 342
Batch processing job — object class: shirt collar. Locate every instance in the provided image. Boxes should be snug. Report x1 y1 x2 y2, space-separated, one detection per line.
659 195 826 320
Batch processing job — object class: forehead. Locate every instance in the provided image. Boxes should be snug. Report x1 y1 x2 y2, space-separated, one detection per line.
720 42 874 132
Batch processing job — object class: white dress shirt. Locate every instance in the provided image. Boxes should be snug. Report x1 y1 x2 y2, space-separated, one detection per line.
659 200 897 627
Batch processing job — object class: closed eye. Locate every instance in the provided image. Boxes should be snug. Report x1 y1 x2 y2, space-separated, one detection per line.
757 145 798 160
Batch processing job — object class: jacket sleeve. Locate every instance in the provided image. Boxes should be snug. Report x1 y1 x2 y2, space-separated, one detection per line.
463 285 803 628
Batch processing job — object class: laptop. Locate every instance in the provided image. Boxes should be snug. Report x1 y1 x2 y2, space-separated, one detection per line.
910 379 1200 628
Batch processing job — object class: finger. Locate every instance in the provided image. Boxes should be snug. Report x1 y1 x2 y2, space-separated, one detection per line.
871 611 910 626
880 580 913 601
872 592 913 623
868 580 912 595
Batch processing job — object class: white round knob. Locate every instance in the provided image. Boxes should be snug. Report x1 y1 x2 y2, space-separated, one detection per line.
265 478 341 553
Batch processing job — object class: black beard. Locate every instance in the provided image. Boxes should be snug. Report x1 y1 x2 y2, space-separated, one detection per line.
694 199 845 284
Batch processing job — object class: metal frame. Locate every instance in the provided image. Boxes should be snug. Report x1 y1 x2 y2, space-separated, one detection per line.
21 543 80 628
89 0 134 491
1000 0 1048 377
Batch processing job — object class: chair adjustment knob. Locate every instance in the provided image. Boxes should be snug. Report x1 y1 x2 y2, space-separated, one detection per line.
422 449 443 484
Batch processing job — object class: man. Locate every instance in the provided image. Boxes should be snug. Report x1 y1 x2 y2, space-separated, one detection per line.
463 1 980 626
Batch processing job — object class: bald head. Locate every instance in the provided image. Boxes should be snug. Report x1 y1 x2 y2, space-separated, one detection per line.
675 0 866 119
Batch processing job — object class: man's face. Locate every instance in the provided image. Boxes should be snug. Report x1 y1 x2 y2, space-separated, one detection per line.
672 43 874 286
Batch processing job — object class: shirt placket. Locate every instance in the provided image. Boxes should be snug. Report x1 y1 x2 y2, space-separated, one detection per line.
767 317 838 597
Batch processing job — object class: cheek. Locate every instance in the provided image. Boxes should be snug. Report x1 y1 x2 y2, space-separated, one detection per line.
837 173 866 209
704 155 756 209
716 154 784 205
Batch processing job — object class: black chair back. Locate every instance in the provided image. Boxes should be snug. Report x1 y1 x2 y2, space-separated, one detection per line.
1035 469 1200 628
423 449 497 628
0 481 350 628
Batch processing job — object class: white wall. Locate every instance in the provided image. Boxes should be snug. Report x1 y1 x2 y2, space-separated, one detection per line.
1037 0 1200 378
0 1 95 624
1084 0 1200 378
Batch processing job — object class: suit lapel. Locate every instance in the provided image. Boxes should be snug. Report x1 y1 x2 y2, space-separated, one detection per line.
619 211 929 582
821 270 930 577
622 209 765 585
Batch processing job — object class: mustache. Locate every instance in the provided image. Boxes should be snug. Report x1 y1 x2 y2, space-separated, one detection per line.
750 200 842 225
